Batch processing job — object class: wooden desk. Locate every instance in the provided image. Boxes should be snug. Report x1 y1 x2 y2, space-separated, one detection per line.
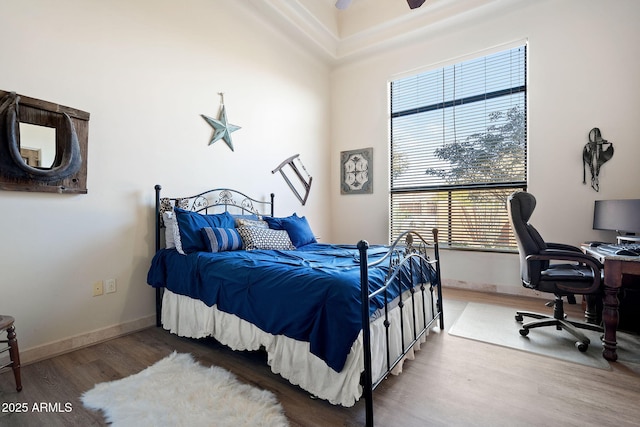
583 246 640 361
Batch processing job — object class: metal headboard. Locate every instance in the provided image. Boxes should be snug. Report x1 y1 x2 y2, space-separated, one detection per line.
154 184 275 249
153 184 275 326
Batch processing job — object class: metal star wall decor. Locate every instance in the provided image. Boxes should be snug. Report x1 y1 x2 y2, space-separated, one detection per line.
201 92 241 151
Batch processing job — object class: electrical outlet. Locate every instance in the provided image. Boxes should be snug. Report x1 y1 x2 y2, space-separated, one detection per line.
105 278 117 294
93 281 104 296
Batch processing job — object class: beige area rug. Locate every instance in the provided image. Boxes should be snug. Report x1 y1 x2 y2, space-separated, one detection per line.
81 352 289 427
448 302 640 370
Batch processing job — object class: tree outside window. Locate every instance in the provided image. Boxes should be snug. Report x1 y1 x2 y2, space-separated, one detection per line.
390 45 527 250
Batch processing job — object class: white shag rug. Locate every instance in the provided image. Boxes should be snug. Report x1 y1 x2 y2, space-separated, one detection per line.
81 352 289 427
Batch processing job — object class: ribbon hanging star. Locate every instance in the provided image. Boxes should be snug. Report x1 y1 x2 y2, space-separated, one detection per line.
201 94 241 151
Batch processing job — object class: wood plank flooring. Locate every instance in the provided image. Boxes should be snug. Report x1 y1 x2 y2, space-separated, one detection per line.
1 288 639 426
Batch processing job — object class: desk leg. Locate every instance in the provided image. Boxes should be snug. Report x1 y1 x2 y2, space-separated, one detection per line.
584 294 601 324
602 262 621 361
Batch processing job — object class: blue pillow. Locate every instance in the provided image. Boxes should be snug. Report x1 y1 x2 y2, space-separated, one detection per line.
265 214 316 248
201 227 243 252
263 215 285 229
174 208 235 253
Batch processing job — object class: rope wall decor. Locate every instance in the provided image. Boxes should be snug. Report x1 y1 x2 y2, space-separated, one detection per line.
583 127 614 192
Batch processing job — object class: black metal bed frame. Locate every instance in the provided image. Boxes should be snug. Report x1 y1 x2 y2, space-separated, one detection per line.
359 230 443 426
154 184 274 326
153 184 444 427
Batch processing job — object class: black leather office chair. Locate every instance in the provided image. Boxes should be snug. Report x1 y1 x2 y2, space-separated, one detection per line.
507 191 603 352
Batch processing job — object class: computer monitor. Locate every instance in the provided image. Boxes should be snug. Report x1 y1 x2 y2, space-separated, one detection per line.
593 199 640 233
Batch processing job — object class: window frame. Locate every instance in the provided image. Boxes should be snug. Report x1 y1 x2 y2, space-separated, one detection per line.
389 45 527 252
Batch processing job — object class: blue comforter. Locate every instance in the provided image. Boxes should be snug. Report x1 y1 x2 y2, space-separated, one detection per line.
147 243 435 372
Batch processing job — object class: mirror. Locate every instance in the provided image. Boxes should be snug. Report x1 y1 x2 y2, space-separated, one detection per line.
0 89 89 194
18 123 56 168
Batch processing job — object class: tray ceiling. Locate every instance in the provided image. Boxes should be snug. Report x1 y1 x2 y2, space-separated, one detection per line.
242 0 520 63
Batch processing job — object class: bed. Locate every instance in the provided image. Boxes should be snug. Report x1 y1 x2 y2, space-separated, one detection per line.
146 185 444 426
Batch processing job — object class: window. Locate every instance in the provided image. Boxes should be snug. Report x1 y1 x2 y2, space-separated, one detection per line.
390 45 527 250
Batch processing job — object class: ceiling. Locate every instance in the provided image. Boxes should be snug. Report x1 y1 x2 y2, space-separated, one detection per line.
244 0 515 63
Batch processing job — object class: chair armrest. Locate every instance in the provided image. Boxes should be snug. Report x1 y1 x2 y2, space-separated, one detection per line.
545 242 583 253
526 250 602 294
528 249 603 270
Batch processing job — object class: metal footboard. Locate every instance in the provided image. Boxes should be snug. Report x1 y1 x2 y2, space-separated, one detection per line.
358 229 443 427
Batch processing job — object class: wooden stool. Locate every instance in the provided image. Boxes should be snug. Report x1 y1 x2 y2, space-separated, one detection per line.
0 315 22 392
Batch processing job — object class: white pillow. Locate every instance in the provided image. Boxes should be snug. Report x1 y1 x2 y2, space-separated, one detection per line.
163 211 184 254
163 211 175 248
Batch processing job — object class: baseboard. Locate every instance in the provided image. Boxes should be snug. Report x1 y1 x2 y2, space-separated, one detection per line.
443 279 547 299
20 315 156 365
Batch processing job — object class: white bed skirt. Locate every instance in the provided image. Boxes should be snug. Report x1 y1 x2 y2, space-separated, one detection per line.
161 289 432 407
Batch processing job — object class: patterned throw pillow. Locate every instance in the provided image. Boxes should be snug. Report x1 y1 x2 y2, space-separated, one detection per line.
237 226 296 251
201 227 243 252
235 218 269 229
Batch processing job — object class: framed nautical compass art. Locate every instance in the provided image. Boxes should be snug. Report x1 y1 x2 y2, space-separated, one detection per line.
340 147 372 194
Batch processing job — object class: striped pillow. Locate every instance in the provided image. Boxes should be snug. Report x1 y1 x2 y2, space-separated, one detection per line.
201 227 243 252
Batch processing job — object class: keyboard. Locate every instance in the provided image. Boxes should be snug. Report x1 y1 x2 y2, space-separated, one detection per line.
596 244 640 257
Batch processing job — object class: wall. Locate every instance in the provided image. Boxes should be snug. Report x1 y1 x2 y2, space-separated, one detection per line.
330 0 640 294
0 0 331 362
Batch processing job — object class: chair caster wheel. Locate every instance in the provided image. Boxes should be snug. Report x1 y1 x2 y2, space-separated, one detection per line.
519 328 529 337
576 341 588 352
515 314 523 322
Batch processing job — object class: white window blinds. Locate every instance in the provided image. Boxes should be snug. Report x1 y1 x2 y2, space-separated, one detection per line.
390 45 527 250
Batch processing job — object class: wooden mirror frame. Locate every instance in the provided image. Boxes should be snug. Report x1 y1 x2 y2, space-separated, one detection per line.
0 90 89 194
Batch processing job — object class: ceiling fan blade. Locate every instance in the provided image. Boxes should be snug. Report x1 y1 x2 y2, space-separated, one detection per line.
335 0 352 10
407 0 427 9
